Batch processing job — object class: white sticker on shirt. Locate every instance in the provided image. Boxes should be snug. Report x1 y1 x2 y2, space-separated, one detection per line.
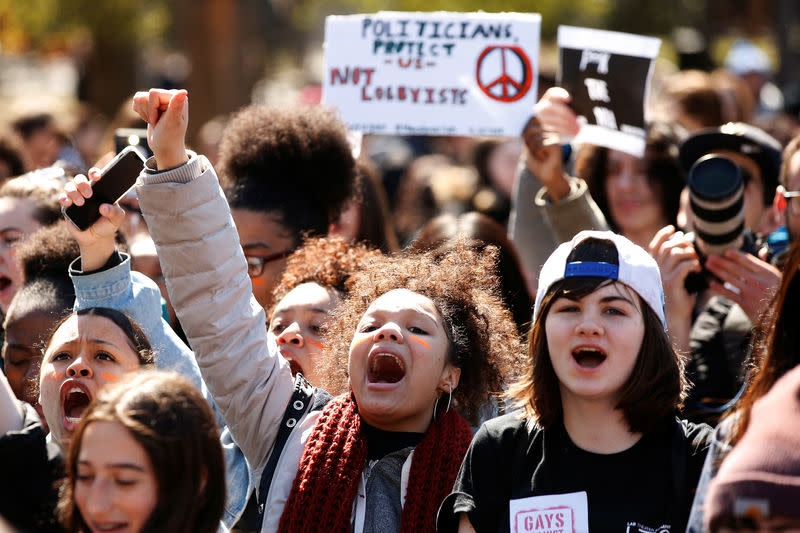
509 491 588 533
626 523 670 533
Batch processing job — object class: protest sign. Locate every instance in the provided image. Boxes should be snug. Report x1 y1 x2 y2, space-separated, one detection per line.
557 26 661 156
509 491 588 533
323 11 541 137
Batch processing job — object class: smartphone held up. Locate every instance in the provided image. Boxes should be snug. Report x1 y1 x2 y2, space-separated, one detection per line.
62 146 145 231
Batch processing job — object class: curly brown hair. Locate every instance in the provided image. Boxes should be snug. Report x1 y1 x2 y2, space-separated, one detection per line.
318 242 523 425
268 235 383 319
16 221 80 282
217 104 355 241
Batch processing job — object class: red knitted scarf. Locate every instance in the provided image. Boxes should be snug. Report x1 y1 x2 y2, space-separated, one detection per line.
278 392 473 533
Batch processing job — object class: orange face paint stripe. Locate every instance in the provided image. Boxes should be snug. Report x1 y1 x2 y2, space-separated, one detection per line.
251 277 265 287
307 339 326 351
410 336 430 349
4 371 23 380
100 372 118 382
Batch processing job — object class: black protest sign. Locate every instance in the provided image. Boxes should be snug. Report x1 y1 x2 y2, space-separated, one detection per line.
557 26 660 156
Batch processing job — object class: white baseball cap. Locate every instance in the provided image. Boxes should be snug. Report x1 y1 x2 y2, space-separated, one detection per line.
534 230 666 328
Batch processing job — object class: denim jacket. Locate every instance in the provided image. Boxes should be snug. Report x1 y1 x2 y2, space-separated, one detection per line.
70 255 252 529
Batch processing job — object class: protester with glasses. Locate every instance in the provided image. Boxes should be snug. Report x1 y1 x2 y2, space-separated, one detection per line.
777 135 800 244
217 104 356 311
244 249 293 280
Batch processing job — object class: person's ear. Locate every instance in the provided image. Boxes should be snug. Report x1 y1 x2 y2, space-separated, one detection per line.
439 365 461 393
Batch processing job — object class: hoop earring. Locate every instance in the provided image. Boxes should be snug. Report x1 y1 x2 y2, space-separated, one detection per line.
434 385 453 421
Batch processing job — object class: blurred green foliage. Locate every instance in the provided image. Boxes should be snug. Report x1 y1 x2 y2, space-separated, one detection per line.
0 0 705 54
0 0 169 52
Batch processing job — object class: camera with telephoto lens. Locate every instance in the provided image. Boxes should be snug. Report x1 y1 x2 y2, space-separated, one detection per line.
683 154 757 294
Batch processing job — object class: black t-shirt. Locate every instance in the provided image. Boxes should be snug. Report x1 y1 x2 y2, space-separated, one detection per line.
437 413 711 533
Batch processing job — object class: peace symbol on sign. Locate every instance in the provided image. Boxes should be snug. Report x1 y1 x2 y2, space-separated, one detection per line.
476 46 533 103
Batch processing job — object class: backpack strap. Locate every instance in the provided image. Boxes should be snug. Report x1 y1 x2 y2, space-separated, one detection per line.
236 374 331 531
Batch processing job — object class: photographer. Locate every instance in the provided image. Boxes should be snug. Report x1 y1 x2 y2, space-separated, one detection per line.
652 124 783 424
518 89 782 424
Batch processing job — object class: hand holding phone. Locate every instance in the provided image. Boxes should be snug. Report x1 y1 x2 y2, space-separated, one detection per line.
62 146 145 232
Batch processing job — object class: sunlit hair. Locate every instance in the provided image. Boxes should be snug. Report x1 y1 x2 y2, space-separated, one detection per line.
268 235 383 322
44 307 155 368
319 241 523 425
58 372 225 533
219 104 355 241
780 134 800 188
725 238 800 444
508 275 687 434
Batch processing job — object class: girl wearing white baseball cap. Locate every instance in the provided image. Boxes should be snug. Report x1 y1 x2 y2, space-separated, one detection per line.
438 230 713 533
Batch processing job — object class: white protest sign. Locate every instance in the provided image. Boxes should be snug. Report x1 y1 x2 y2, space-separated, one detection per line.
509 491 588 533
557 26 661 157
323 11 541 137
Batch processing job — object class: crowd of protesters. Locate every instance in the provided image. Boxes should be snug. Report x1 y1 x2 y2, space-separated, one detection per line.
0 23 798 533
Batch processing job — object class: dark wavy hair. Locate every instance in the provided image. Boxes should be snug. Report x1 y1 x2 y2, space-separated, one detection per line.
218 104 355 243
574 121 686 232
58 371 225 533
319 241 523 425
349 159 400 254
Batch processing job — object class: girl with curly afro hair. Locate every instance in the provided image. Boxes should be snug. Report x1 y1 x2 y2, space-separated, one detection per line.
217 104 356 312
317 242 521 424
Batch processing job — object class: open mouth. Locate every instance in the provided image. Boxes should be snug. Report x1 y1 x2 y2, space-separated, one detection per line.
286 358 304 377
60 380 92 431
367 352 406 384
0 275 10 292
572 347 607 369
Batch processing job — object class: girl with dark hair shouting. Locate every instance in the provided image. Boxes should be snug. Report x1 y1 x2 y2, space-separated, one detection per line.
438 231 712 533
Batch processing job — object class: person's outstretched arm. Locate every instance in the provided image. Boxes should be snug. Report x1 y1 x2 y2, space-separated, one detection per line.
63 89 294 473
509 88 608 293
134 89 294 470
60 154 255 528
60 187 203 382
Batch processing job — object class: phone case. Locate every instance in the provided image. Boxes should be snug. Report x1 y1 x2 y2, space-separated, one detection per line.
63 146 146 231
